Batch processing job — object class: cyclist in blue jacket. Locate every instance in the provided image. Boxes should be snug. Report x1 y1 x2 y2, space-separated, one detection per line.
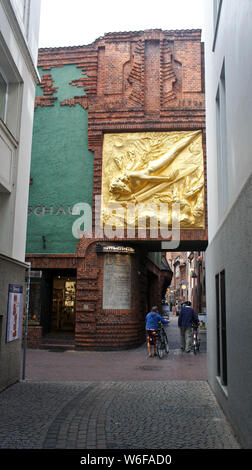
178 301 199 352
146 306 169 357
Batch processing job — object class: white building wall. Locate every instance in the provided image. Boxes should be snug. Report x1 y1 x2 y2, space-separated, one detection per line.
204 0 252 448
0 0 41 261
0 0 41 391
205 0 252 242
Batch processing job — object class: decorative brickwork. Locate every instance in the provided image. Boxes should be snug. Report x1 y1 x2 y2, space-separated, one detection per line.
74 239 170 350
60 96 88 109
28 29 207 350
160 39 178 106
35 73 58 108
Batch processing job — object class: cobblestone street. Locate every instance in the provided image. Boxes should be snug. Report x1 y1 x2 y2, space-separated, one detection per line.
0 379 240 451
0 316 241 453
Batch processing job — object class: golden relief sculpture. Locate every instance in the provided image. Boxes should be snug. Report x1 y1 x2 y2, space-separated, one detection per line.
101 130 205 229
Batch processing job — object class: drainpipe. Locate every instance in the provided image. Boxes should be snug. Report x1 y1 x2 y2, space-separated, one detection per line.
22 262 31 380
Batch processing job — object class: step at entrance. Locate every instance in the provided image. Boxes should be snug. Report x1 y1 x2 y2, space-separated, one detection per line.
40 332 75 351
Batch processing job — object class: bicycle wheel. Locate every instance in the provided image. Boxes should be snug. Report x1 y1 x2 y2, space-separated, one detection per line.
156 338 165 359
193 332 197 354
164 334 169 354
193 337 197 354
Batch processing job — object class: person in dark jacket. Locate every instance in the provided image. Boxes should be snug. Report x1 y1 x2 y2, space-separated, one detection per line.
178 301 198 353
145 306 169 357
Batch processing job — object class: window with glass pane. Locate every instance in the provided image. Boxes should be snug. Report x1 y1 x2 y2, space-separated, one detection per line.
0 72 7 121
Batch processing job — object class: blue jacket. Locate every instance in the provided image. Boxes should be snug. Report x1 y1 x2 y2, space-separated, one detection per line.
145 311 168 330
178 306 198 327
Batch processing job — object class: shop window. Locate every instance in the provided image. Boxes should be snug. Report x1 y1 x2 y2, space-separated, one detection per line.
52 277 76 331
28 281 41 325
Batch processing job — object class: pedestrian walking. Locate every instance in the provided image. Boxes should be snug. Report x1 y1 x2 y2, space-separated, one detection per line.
175 303 179 316
145 306 169 357
178 301 198 353
161 300 170 318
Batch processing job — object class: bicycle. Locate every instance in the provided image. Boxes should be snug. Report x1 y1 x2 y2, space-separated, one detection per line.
192 323 200 355
156 322 170 359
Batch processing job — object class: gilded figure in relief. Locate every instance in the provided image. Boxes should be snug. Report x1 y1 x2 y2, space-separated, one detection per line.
102 130 205 229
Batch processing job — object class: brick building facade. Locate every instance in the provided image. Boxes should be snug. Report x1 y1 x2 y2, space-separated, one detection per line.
167 251 206 314
26 29 207 349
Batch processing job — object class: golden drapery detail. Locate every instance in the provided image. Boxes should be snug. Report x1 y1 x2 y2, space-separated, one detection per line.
101 130 205 229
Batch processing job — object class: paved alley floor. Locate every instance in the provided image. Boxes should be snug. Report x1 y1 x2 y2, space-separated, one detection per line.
0 316 241 451
20 314 207 382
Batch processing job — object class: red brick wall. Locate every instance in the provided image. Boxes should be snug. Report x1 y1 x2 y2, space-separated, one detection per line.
37 29 207 243
74 239 170 349
75 240 145 349
23 326 43 349
144 40 161 115
29 29 206 349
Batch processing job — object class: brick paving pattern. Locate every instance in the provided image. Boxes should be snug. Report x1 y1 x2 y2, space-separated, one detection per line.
0 317 241 449
0 380 240 449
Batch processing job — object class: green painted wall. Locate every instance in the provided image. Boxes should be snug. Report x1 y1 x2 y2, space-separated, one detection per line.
26 65 94 254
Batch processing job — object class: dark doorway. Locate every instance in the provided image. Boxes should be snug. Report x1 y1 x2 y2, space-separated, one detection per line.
30 269 77 336
51 275 76 332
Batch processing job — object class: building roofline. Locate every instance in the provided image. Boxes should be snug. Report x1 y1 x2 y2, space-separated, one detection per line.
38 28 202 52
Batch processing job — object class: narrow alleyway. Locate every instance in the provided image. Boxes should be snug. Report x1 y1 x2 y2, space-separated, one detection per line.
0 316 240 450
21 315 207 382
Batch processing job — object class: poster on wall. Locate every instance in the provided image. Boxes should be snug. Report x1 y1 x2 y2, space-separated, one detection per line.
6 284 23 342
198 313 207 332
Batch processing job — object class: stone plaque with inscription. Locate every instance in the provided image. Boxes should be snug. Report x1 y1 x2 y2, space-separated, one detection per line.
103 254 131 309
